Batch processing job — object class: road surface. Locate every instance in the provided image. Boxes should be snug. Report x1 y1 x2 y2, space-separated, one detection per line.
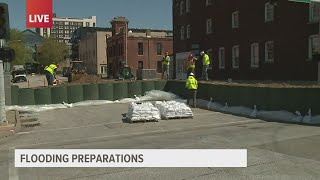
12 75 68 88
1 103 320 179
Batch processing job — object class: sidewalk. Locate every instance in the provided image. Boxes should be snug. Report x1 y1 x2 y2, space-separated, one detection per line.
0 111 19 139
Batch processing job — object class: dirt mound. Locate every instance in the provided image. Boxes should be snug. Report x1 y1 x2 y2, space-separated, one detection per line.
72 74 105 84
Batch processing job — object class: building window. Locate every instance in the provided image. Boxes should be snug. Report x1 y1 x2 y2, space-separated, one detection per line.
180 1 185 15
64 22 69 25
157 61 163 73
232 11 239 28
218 47 225 69
265 41 274 62
206 18 212 34
186 24 191 39
138 42 144 55
232 45 240 69
310 2 320 22
265 3 274 22
93 23 96 27
309 35 320 59
251 43 259 68
180 26 185 40
186 0 190 13
206 0 213 6
86 22 90 27
157 43 162 55
138 61 144 69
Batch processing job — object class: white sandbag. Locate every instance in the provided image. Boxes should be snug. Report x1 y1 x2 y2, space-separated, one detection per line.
257 111 297 122
126 102 161 122
155 101 193 119
140 90 180 101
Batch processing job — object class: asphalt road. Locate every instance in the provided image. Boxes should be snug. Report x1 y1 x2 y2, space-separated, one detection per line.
1 103 320 180
12 75 68 88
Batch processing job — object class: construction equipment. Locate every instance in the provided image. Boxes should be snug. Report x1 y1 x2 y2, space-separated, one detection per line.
116 66 135 81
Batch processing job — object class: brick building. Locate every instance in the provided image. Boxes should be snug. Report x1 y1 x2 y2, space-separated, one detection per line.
107 17 173 78
173 0 320 81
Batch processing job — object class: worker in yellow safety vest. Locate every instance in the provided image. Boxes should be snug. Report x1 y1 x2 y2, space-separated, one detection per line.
162 51 171 79
44 64 58 86
186 53 197 76
185 72 198 108
200 50 210 81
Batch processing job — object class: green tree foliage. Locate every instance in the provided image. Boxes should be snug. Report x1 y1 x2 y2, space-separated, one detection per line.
37 37 67 66
7 29 33 65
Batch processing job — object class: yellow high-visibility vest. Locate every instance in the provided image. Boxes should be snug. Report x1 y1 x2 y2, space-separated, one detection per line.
45 66 54 74
185 76 198 90
162 56 170 65
202 54 210 66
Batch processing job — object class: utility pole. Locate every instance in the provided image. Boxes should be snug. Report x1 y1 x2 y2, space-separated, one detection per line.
0 39 6 123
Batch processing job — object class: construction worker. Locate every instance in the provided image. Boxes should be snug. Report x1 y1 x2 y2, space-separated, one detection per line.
162 51 171 79
187 53 197 76
185 72 198 108
200 50 210 81
44 64 58 86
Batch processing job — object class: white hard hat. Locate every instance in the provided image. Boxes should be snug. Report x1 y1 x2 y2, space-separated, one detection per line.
200 51 205 54
189 72 194 76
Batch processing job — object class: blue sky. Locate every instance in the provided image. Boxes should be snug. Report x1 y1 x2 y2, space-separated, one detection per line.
1 0 172 30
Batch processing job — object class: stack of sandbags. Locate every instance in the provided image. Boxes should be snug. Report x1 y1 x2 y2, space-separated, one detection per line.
126 102 161 122
155 101 193 119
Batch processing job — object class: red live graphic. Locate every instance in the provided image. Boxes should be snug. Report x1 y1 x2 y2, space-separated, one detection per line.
26 0 52 28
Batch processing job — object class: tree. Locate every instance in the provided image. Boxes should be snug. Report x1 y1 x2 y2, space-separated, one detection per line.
37 37 67 66
7 29 33 65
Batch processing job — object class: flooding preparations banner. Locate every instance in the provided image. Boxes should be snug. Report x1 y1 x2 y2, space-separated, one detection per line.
15 149 247 168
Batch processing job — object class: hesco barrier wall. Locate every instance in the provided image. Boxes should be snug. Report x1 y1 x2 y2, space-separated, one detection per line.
141 81 155 96
34 88 51 105
10 80 320 115
67 85 84 103
83 84 99 101
99 83 113 100
18 88 35 106
128 81 142 98
51 86 68 104
113 82 128 100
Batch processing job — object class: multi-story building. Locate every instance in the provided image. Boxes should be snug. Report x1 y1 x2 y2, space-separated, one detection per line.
70 27 112 62
173 0 320 81
78 29 112 75
107 17 173 78
36 14 97 66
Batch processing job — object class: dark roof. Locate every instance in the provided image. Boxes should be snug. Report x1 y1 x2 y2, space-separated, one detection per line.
22 29 44 39
129 28 173 33
76 27 112 32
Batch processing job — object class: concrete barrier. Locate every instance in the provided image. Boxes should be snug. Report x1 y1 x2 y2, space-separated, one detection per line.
113 82 128 100
51 86 68 104
18 88 35 106
99 83 114 101
34 88 51 105
128 82 142 98
83 84 99 101
67 85 84 103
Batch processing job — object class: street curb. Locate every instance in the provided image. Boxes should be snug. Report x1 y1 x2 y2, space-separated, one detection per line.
0 111 22 133
14 110 22 133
